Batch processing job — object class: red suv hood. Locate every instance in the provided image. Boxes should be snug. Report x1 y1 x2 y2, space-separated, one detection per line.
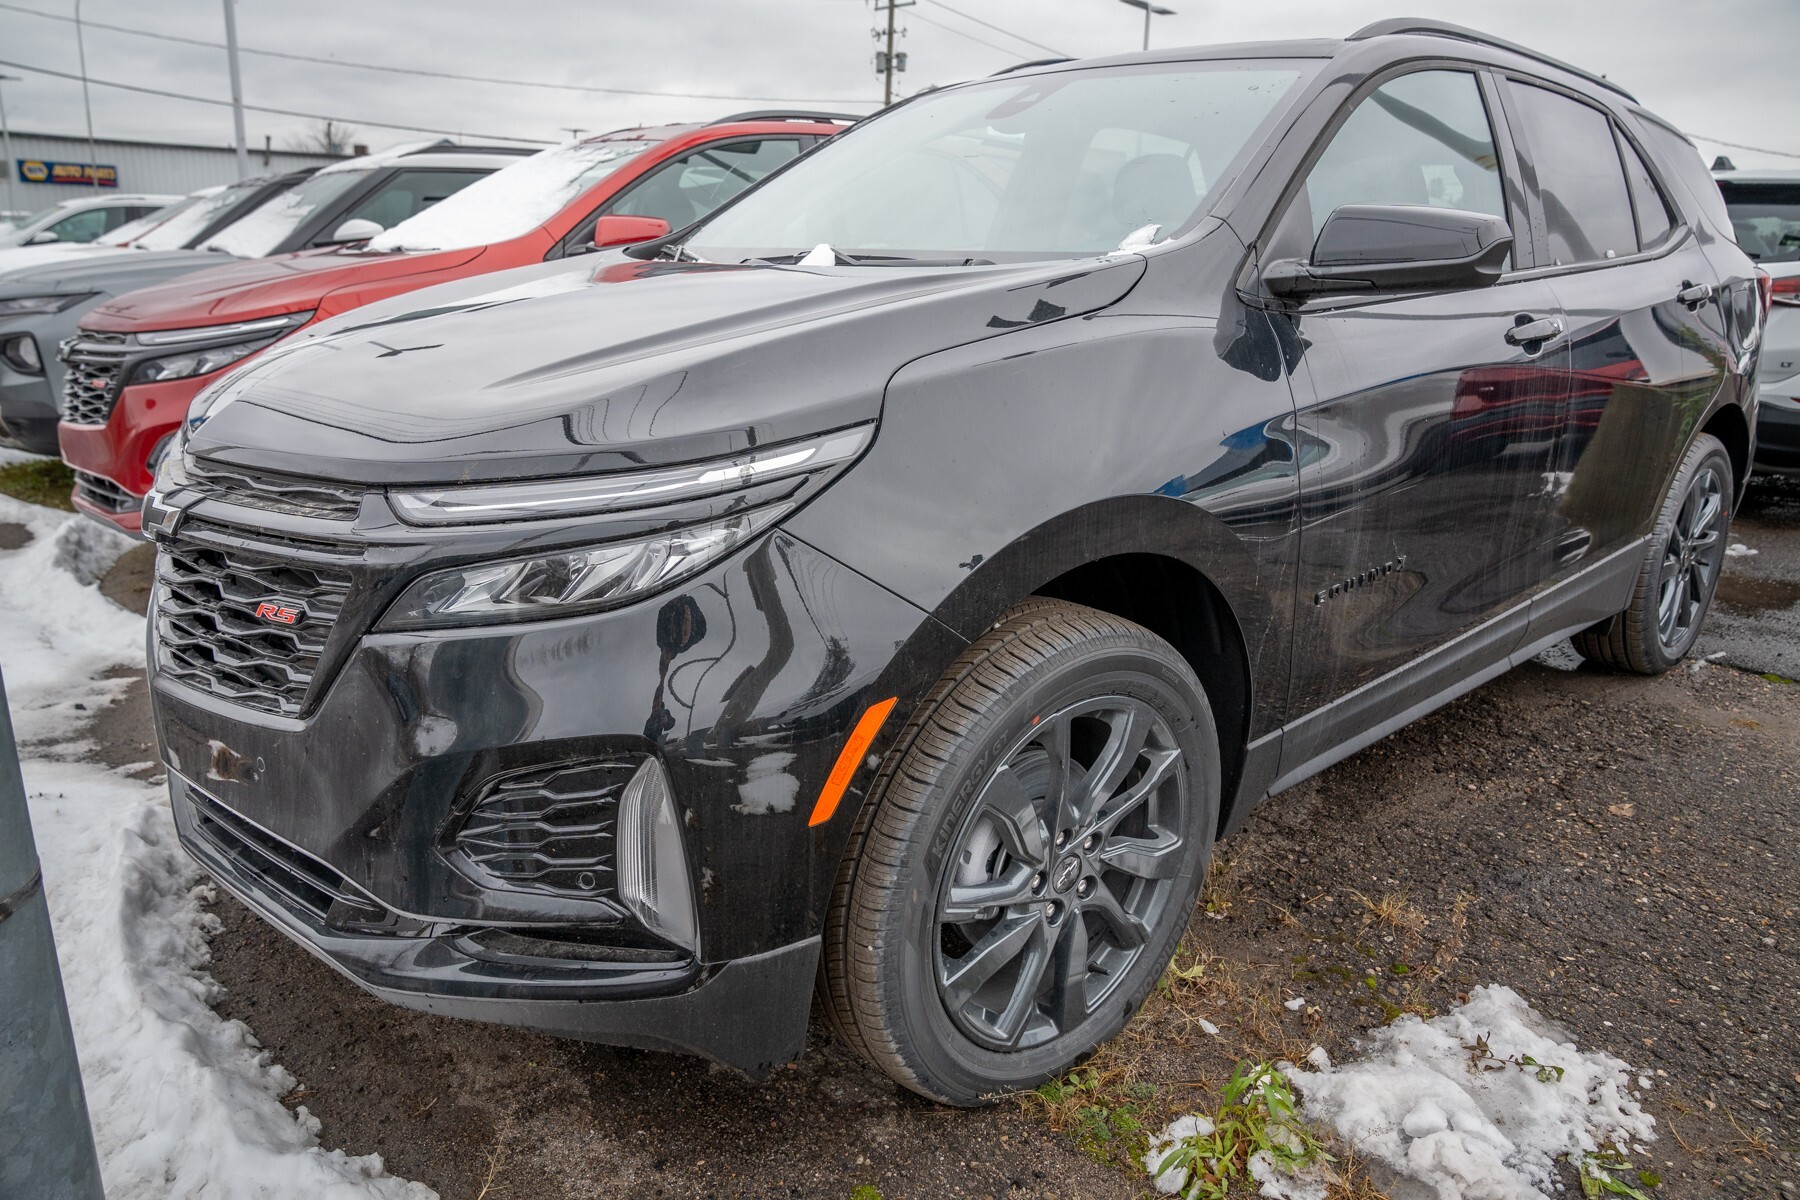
84 244 489 331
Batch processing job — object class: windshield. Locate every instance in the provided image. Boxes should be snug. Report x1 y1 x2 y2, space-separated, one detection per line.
686 60 1314 263
202 168 371 257
132 184 262 251
98 197 196 246
1720 181 1800 263
368 140 654 253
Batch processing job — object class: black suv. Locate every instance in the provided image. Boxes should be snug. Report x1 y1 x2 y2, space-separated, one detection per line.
142 21 1765 1105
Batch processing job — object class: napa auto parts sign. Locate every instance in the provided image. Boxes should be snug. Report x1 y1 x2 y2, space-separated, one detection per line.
17 159 118 187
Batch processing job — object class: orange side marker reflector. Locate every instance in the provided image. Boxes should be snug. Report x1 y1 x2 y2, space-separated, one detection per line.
808 696 898 827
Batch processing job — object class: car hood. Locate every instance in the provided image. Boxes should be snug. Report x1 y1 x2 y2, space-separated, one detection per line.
85 245 489 329
0 241 150 281
0 248 238 297
187 250 1149 485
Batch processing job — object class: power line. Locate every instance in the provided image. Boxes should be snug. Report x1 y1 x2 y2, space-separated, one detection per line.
919 0 1067 58
0 58 554 143
909 10 1021 59
0 1 876 106
1685 132 1800 161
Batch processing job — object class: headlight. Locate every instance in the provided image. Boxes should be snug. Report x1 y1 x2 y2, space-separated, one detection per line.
0 293 93 316
389 425 874 525
127 311 315 384
131 338 270 384
377 506 788 630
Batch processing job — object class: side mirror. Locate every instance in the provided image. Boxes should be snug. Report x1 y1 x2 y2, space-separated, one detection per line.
24 230 59 245
590 214 671 251
1264 205 1513 300
323 217 385 245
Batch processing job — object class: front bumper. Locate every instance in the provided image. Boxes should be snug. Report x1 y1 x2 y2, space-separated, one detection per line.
150 488 962 1065
172 772 819 1074
60 375 202 532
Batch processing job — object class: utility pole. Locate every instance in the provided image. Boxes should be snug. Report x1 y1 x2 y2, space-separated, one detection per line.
562 127 588 141
74 0 99 189
0 76 19 219
222 0 249 179
872 0 913 107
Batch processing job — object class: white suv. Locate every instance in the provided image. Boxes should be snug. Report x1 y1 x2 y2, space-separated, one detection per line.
1716 170 1800 475
0 193 181 248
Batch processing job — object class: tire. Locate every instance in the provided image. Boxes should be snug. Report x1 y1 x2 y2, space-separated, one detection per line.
819 598 1220 1105
1572 432 1733 674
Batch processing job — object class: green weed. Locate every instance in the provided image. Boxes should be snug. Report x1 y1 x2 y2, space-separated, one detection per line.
1147 1061 1333 1200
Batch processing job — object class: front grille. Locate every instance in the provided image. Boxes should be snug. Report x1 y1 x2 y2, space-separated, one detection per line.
154 539 352 717
59 331 130 425
187 457 365 521
451 761 632 897
73 469 138 513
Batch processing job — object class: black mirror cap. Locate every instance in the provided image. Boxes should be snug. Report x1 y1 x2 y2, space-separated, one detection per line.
1264 205 1513 300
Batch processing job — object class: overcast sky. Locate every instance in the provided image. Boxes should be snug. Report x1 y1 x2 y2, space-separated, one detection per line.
2 0 1796 169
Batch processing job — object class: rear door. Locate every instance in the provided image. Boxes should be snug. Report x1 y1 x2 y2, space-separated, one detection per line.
1498 79 1728 613
1266 67 1570 769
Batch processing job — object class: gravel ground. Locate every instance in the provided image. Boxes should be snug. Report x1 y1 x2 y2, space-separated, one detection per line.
39 476 1800 1199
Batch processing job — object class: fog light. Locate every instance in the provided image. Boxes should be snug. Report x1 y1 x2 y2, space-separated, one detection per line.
616 758 697 952
0 333 41 375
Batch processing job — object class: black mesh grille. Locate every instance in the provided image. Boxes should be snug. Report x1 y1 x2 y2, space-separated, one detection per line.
73 469 138 513
451 761 631 897
187 458 365 521
59 331 130 425
154 539 352 717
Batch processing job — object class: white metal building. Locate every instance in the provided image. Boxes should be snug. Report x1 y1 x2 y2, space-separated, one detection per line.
3 129 345 214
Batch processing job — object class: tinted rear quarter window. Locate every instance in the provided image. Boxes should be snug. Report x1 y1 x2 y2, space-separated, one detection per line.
1635 116 1733 236
1617 132 1674 250
1508 82 1635 265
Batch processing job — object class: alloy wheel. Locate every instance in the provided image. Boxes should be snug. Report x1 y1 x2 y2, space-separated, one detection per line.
933 696 1188 1052
1656 463 1725 654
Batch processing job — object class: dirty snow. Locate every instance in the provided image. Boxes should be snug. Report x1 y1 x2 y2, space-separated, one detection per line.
369 138 652 254
1289 985 1655 1200
1726 542 1759 558
1143 986 1654 1200
0 493 434 1199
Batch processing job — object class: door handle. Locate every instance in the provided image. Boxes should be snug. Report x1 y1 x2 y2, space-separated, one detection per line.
1504 315 1563 346
1676 280 1716 308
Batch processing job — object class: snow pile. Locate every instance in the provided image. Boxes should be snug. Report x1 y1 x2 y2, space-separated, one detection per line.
368 138 652 254
1145 1114 1214 1194
1290 985 1654 1199
1 494 434 1198
1725 542 1758 558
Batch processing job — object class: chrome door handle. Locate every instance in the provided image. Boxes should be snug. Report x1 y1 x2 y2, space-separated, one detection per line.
1676 280 1716 308
1504 316 1563 346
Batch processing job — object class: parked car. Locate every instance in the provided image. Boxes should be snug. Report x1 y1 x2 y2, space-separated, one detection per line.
1716 169 1800 474
141 22 1763 1105
2 143 518 459
0 170 323 454
0 192 181 248
57 115 849 526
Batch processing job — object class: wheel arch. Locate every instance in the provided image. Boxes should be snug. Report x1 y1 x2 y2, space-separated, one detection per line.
1699 400 1751 503
920 493 1276 835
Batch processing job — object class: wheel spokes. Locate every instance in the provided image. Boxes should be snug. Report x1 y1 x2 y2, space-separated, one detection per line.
978 765 1049 864
943 866 1040 921
990 925 1053 1046
942 914 1041 1009
1097 829 1184 880
1083 881 1150 949
1047 915 1092 1030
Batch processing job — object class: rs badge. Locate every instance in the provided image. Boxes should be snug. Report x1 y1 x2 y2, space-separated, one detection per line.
254 601 304 625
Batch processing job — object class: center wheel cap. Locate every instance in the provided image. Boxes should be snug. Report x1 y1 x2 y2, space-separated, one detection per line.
1051 854 1082 894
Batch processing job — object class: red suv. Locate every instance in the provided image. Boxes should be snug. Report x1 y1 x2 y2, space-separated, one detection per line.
58 113 851 530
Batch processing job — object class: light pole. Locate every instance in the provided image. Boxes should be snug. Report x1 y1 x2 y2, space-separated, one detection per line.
1118 0 1175 52
0 75 19 219
221 0 249 180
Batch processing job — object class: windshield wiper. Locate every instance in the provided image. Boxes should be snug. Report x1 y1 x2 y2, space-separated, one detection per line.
745 250 994 268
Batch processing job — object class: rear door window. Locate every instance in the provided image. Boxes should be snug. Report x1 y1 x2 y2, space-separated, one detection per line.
1506 82 1636 265
45 207 111 242
1617 132 1674 250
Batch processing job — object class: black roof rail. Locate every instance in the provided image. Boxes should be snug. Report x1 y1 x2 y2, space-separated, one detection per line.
1347 18 1636 102
992 57 1075 76
708 110 864 126
425 144 540 156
